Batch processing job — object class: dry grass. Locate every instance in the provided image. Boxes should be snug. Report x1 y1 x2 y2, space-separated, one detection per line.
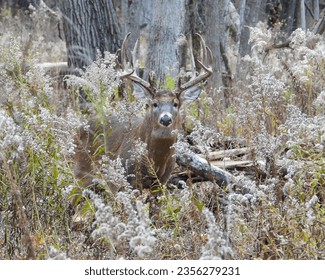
0 7 324 260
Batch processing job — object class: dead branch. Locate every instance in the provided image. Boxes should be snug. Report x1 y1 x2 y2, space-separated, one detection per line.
176 152 236 186
198 147 251 161
35 62 69 75
210 160 253 169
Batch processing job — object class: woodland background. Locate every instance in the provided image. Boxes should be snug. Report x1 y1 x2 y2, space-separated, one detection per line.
0 0 324 260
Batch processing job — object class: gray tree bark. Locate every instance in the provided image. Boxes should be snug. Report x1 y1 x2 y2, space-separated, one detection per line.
239 0 268 56
300 0 307 30
286 0 298 35
145 0 187 83
115 0 187 83
314 0 320 19
193 0 227 88
116 0 228 88
114 0 153 43
59 0 121 70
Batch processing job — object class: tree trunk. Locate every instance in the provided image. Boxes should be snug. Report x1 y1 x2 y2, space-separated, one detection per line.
114 0 153 40
194 0 226 88
115 0 188 83
300 0 307 30
238 0 247 38
314 0 320 20
116 0 227 89
145 0 187 83
239 0 268 56
59 0 121 70
286 0 298 35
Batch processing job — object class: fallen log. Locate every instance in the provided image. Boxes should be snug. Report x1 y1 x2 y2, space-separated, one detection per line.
176 152 236 187
211 159 253 169
198 147 251 161
35 62 70 75
1 61 71 78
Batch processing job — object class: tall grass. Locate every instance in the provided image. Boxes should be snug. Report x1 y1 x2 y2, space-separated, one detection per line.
0 8 324 259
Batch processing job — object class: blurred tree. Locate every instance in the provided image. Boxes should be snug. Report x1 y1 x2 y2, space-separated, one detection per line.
265 0 325 35
59 0 121 70
115 0 227 87
57 0 323 91
0 0 57 14
0 0 39 15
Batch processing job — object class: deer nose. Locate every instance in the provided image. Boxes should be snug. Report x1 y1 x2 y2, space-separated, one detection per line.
159 113 172 127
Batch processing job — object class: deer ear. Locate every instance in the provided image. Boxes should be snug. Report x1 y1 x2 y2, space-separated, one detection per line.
180 86 202 104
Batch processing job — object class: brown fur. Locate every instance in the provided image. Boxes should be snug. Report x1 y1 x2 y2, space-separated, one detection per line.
74 88 201 193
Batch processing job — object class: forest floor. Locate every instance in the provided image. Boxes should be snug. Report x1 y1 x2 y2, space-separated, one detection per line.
0 6 324 260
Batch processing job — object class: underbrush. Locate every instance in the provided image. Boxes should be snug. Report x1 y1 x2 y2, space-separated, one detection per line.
0 9 324 259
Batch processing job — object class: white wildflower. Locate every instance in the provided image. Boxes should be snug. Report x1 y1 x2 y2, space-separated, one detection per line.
200 208 233 260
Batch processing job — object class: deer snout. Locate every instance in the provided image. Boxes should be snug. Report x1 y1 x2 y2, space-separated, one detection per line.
159 113 173 127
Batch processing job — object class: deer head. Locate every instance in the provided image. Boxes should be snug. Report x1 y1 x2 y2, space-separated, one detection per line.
120 33 212 126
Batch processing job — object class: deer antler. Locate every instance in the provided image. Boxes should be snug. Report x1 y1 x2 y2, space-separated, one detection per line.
120 33 211 95
177 33 213 93
120 33 154 94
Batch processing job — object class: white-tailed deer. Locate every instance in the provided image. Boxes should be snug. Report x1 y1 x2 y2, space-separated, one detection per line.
74 33 212 193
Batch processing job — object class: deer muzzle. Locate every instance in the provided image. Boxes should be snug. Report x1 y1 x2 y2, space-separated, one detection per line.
159 113 173 127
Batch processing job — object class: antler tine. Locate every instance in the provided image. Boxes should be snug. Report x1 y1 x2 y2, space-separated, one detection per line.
189 44 196 80
119 33 151 91
131 38 139 68
179 33 212 91
196 33 207 66
121 32 131 71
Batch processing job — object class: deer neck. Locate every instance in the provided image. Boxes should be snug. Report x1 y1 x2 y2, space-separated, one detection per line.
139 113 178 141
137 119 177 170
147 133 176 178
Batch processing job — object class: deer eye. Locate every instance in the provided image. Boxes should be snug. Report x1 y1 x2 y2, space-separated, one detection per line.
173 102 178 108
153 102 158 108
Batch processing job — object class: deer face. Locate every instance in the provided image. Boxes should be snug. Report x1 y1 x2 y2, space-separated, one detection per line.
151 92 178 128
134 87 202 131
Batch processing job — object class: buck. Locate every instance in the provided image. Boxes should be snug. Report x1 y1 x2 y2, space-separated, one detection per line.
74 33 212 193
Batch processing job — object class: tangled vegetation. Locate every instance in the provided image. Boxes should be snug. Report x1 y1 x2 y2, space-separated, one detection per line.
0 7 324 260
